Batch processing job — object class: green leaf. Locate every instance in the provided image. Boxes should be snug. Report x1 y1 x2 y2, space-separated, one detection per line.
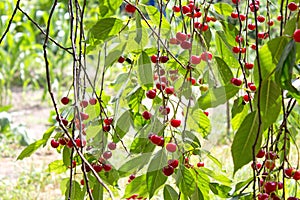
92 181 103 200
275 40 300 99
163 184 179 200
90 18 123 41
99 166 119 186
231 111 262 174
65 181 84 200
177 166 196 196
85 125 101 140
182 131 201 149
137 51 153 87
215 56 234 84
195 170 210 199
118 153 152 177
104 42 127 67
145 5 171 36
147 149 168 198
197 85 239 110
231 98 249 131
214 3 233 17
47 160 68 174
62 146 71 167
199 168 232 186
257 80 281 129
99 0 122 18
124 175 149 198
233 178 253 194
187 110 211 138
113 110 132 142
209 183 231 198
17 126 55 160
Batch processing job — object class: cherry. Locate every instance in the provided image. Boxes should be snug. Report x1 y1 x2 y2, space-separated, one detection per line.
168 159 179 168
156 82 166 91
176 32 187 42
203 111 209 116
293 170 300 180
93 164 103 173
80 112 89 120
293 29 300 43
170 119 181 127
235 35 243 43
277 182 283 189
197 162 204 167
232 0 240 4
264 181 277 194
245 63 254 69
59 137 68 145
103 151 112 160
270 194 280 200
287 197 300 200
248 23 256 30
190 55 201 65
146 89 156 99
159 106 170 115
67 140 74 148
169 38 179 45
198 23 209 32
166 143 177 152
84 163 91 172
51 139 59 148
200 84 209 92
200 52 212 61
172 6 181 12
104 117 113 125
257 193 269 200
151 55 158 63
103 164 112 172
231 78 242 86
89 97 97 105
71 160 76 168
142 111 152 120
165 86 175 95
248 83 257 91
80 100 88 108
129 174 136 180
149 134 164 146
257 15 265 23
265 159 275 170
107 142 116 150
180 41 192 49
277 15 282 21
182 6 191 14
231 12 238 18
162 165 174 176
159 56 169 63
251 162 262 170
288 2 298 11
232 46 240 53
187 77 196 85
80 179 84 185
103 125 111 132
256 149 265 158
75 138 86 147
118 56 125 63
239 14 246 21
265 151 277 160
61 97 70 105
267 20 274 26
251 44 257 50
284 167 295 177
125 4 136 13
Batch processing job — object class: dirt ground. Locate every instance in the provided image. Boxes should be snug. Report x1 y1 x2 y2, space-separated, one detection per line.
0 88 62 199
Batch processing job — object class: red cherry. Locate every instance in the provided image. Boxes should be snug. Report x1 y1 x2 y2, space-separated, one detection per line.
235 35 243 43
284 167 295 177
264 181 277 194
232 0 240 3
166 143 177 152
176 32 187 42
251 162 262 170
197 162 204 167
251 44 257 50
75 138 86 147
80 179 84 185
267 20 274 26
203 111 209 116
256 149 265 158
151 55 158 63
146 89 156 99
129 174 136 180
198 23 209 32
243 94 250 102
169 38 179 45
51 139 59 148
103 151 112 160
159 56 169 63
277 182 283 189
265 151 277 160
257 193 269 200
257 15 265 23
80 100 88 108
165 86 175 95
71 160 76 168
93 164 103 173
258 32 265 39
180 41 192 49
293 29 300 43
103 164 112 172
103 125 111 132
293 170 300 180
231 78 242 86
187 77 196 85
67 139 74 148
162 165 174 176
61 97 70 105
265 159 275 170
231 12 238 18
200 51 212 61
288 2 298 11
142 111 152 120
125 4 136 13
156 82 166 91
248 83 257 91
239 14 246 21
245 63 254 69
80 112 89 120
118 56 125 63
277 15 282 21
168 159 179 168
172 6 181 12
89 97 97 105
248 23 256 30
182 6 191 14
170 119 181 127
232 46 240 54
149 134 161 145
108 142 116 150
104 117 113 125
190 55 201 65
58 137 68 145
287 197 300 200
159 106 170 115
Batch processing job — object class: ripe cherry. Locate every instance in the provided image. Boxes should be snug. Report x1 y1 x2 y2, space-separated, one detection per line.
103 164 112 172
168 159 179 168
103 125 111 132
142 111 152 120
231 78 242 86
80 179 84 185
197 162 204 167
165 86 175 95
182 6 191 14
67 139 74 148
75 138 86 147
239 14 246 21
80 100 88 108
267 20 274 26
159 56 169 63
187 77 196 85
264 181 277 194
108 142 116 150
203 111 209 116
51 139 59 148
293 29 300 43
103 151 112 160
170 119 181 127
166 143 177 152
231 12 238 18
159 106 170 115
284 167 295 177
251 162 262 170
162 165 174 176
118 56 125 63
169 38 179 45
232 46 240 54
146 89 156 99
257 193 269 200
93 164 103 173
245 63 254 69
129 174 136 180
80 112 89 120
89 97 97 105
256 149 265 158
59 137 68 145
151 55 158 63
288 2 298 11
248 83 257 91
243 94 250 102
235 35 243 43
61 97 70 105
248 24 256 30
172 6 181 12
265 151 277 160
293 170 300 180
104 117 113 125
287 197 300 200
125 4 136 13
257 15 265 23
277 15 282 21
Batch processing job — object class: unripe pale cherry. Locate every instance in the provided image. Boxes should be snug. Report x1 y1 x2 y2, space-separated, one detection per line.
103 151 112 160
190 55 201 65
180 41 192 49
166 143 177 152
200 52 212 61
108 142 116 150
176 32 187 42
